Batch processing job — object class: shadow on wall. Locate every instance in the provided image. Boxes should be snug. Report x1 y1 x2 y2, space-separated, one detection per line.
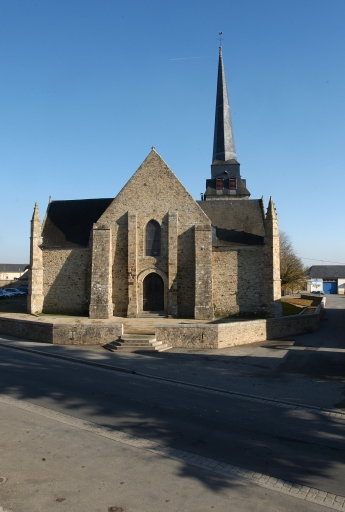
213 247 264 317
112 213 128 316
177 227 195 318
43 248 91 315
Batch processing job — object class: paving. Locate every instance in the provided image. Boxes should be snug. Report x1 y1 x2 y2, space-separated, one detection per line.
1 393 345 511
1 295 345 511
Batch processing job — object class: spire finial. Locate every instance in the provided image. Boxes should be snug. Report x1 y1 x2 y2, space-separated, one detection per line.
217 31 223 47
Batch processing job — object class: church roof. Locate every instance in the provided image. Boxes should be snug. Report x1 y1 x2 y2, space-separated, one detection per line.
42 199 113 247
197 199 265 246
212 47 237 163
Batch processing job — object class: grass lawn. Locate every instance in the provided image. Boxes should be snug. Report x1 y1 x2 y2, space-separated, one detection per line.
281 298 315 316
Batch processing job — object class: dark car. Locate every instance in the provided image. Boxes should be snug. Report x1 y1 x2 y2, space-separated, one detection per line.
0 290 13 299
17 285 28 294
3 288 26 296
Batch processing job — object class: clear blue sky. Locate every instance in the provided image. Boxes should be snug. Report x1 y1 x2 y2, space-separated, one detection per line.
1 0 344 266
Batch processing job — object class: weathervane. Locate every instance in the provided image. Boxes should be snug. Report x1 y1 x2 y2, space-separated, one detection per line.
217 31 223 47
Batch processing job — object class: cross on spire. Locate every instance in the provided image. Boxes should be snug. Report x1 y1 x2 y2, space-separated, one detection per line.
217 31 223 47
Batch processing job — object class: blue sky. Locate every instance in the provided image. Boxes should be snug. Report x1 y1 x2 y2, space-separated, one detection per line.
1 0 345 266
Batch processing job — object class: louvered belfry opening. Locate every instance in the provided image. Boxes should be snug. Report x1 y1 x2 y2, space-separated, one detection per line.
146 220 161 257
216 178 223 191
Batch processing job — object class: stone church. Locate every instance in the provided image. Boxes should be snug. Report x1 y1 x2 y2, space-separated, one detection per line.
28 47 281 320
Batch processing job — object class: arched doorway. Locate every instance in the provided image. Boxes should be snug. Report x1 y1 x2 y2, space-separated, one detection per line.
143 273 164 311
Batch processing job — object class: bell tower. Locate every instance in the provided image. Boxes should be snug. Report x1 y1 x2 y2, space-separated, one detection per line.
204 46 250 200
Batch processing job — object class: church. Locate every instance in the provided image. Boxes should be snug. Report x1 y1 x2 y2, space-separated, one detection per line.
28 47 281 320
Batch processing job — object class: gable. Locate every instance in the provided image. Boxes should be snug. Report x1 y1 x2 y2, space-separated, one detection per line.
98 150 210 226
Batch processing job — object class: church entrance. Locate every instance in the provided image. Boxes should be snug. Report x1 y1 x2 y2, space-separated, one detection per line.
143 273 164 311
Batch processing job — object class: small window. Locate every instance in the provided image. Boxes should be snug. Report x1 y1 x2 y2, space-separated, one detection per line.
229 178 236 191
216 178 223 191
146 220 161 257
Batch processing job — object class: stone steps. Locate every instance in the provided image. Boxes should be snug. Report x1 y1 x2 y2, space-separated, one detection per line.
137 311 167 319
102 334 172 352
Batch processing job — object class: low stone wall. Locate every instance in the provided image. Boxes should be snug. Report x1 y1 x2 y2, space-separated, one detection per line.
156 299 325 349
52 323 123 345
0 316 123 345
0 317 53 343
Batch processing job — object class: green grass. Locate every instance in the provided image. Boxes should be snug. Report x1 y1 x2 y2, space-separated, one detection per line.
281 301 304 316
281 298 314 316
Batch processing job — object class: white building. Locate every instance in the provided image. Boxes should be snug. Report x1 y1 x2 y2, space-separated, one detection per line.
307 265 345 294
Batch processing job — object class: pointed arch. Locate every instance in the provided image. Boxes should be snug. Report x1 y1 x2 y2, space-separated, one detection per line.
145 219 161 257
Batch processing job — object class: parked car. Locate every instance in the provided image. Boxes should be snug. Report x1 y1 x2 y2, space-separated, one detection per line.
11 288 26 296
17 285 28 293
3 288 24 297
312 290 325 295
0 290 13 299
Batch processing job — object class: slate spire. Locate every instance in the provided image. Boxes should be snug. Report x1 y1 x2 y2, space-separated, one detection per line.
212 46 237 163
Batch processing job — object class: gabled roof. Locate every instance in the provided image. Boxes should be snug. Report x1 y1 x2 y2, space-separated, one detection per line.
42 199 113 247
197 199 265 246
0 264 29 272
309 265 345 278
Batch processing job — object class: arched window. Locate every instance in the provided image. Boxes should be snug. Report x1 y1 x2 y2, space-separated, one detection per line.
146 220 161 257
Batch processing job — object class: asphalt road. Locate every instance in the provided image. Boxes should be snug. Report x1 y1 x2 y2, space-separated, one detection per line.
1 294 345 511
0 343 345 506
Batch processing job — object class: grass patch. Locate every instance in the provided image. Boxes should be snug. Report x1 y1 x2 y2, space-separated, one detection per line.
281 298 314 316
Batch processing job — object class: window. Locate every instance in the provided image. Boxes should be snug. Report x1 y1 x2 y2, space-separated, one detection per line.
229 178 236 191
146 220 161 257
216 178 223 191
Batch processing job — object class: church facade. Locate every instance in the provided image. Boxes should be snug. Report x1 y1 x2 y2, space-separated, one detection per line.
28 48 281 320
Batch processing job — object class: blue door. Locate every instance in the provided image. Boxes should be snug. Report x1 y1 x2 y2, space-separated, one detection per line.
323 282 337 294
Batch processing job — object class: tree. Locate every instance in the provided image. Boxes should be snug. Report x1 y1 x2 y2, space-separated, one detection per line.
280 231 307 293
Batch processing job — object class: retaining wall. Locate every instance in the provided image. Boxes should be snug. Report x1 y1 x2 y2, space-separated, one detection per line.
0 316 123 345
156 298 325 349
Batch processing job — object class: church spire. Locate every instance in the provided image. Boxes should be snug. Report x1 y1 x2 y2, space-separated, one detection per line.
212 46 237 163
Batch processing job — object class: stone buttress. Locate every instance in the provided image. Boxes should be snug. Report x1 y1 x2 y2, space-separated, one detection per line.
262 197 282 317
28 203 44 314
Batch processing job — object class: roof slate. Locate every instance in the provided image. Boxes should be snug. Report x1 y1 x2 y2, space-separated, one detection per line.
309 265 345 278
43 199 113 247
0 264 29 272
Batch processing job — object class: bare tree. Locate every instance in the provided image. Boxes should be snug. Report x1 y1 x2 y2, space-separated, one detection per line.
280 231 307 293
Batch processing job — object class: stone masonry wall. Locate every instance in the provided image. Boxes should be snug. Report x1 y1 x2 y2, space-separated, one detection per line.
98 150 211 318
0 316 122 345
42 247 91 315
155 305 323 349
212 247 264 317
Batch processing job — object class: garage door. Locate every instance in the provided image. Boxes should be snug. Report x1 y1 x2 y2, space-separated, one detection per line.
323 281 337 294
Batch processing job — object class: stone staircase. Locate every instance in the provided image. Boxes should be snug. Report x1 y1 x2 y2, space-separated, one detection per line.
102 334 172 352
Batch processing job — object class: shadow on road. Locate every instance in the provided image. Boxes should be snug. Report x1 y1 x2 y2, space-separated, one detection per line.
0 296 345 493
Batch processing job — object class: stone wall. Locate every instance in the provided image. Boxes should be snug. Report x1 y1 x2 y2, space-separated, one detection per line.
156 302 324 349
42 247 91 315
0 316 123 345
212 247 263 317
98 150 212 318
